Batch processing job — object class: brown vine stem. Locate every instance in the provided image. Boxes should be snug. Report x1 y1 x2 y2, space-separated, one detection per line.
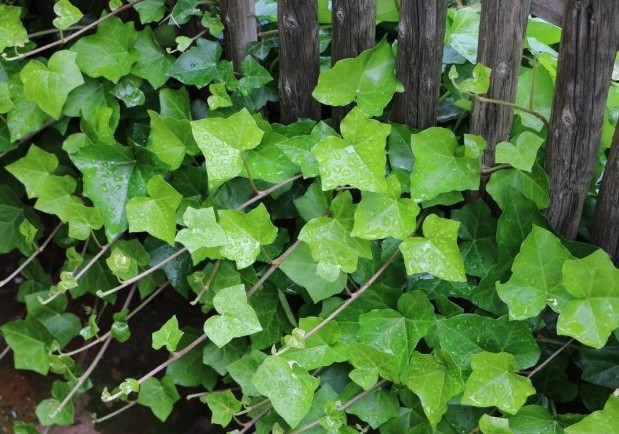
247 239 301 298
93 401 136 424
527 338 574 378
27 25 87 39
190 260 221 305
470 94 549 131
235 174 303 211
2 0 145 61
0 345 10 363
0 222 63 289
237 405 272 434
480 163 512 175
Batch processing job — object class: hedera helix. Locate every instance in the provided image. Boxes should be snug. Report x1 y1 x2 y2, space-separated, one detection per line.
1 1 619 433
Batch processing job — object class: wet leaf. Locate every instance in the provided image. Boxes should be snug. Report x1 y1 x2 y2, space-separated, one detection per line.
137 376 180 421
496 132 544 173
152 315 184 352
204 390 242 427
564 395 619 434
175 206 227 263
52 0 83 30
351 190 419 240
0 5 28 51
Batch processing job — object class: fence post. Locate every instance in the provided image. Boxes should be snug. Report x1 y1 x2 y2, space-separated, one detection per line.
391 0 446 130
221 0 258 73
278 0 321 123
470 0 532 168
331 0 376 129
591 127 619 265
544 0 619 239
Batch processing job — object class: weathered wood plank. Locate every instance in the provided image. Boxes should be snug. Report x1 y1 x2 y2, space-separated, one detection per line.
278 0 321 123
391 0 447 130
544 0 619 239
471 0 532 169
221 0 258 73
331 0 376 129
531 0 565 26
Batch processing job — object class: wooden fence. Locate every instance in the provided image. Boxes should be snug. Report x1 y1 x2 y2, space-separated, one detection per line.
223 0 619 264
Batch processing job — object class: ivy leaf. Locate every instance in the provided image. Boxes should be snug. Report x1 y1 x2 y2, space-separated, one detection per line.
564 395 619 434
147 110 197 170
204 390 242 427
557 250 619 348
132 27 174 89
207 82 232 110
312 40 403 116
449 63 491 94
507 405 565 434
218 203 278 269
343 385 400 429
399 214 467 282
244 131 301 183
1 319 50 374
436 314 540 370
0 82 13 113
496 132 544 172
175 206 228 264
239 55 273 95
0 186 32 254
298 216 372 282
204 284 262 347
106 239 150 281
462 352 535 414
351 190 420 240
137 376 180 422
70 17 139 83
402 350 465 429
167 38 225 88
312 108 390 193
191 108 264 188
409 128 482 202
446 8 480 63
112 76 145 108
487 164 550 210
252 355 320 428
152 315 184 352
497 226 575 320
36 398 74 426
126 175 182 245
134 0 166 24
348 343 399 389
53 0 83 30
7 77 52 142
479 414 512 434
20 50 84 119
0 5 28 51
227 350 267 397
170 0 200 25
283 317 348 370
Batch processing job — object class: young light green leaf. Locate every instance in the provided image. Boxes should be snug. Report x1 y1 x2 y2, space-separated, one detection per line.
207 82 232 110
137 376 180 422
203 284 262 347
449 63 491 95
239 55 273 95
147 110 197 170
564 395 619 434
557 249 619 348
479 414 512 434
106 239 150 281
132 27 174 89
487 164 550 210
0 5 28 51
282 317 348 370
402 350 465 429
409 128 482 202
462 352 535 414
191 108 264 188
399 214 466 282
53 0 83 30
175 206 228 264
218 203 277 269
36 398 74 426
312 108 390 193
126 175 182 245
70 17 139 83
348 343 399 390
152 315 184 352
203 390 242 427
252 356 320 428
351 191 419 240
312 40 403 116
496 131 544 173
133 0 166 23
497 226 575 320
1 319 50 374
0 82 13 113
446 7 480 63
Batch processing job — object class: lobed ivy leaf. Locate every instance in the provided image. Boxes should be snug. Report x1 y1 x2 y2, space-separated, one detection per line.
203 390 242 427
409 128 482 202
7 77 52 143
557 250 619 348
244 131 301 183
106 239 150 281
497 226 575 320
203 284 262 347
167 38 225 88
207 82 232 110
495 131 545 173
565 395 619 434
352 190 419 240
462 352 536 414
252 355 320 428
227 350 267 397
239 55 273 95
20 50 83 119
132 27 174 89
487 164 550 210
112 76 145 108
282 317 348 370
137 376 180 421
0 186 33 254
175 206 227 264
399 214 466 282
402 350 465 429
133 0 166 24
152 315 184 352
506 405 565 434
446 7 480 63
52 0 83 30
0 5 28 51
343 385 400 429
191 108 264 188
312 40 403 116
1 318 50 374
36 398 74 426
448 63 491 95
70 17 139 83
0 82 12 113
126 175 182 245
312 108 390 193
348 342 399 390
147 111 198 171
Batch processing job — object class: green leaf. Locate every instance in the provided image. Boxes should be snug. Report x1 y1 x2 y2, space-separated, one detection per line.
106 239 150 281
402 350 465 429
204 284 263 347
167 38 225 88
497 226 575 320
565 395 619 434
204 390 242 427
252 355 320 428
436 314 540 370
239 55 273 95
53 0 83 30
244 131 301 183
447 8 480 63
0 5 28 51
462 352 536 414
112 76 145 107
399 214 466 282
479 414 512 434
1 319 50 374
191 108 264 188
6 78 52 142
133 0 166 23
344 386 400 429
25 292 80 347
515 67 554 131
283 317 348 370
132 27 174 89
0 186 31 254
0 81 13 113
579 341 619 389
147 110 197 170
159 87 191 120
507 405 565 434
496 132 544 172
557 249 619 348
409 128 482 201
218 203 278 269
207 82 232 110
126 175 182 245
70 17 139 83
487 164 550 210
137 376 180 422
36 398 74 426
227 350 267 397
348 343 399 389
351 190 420 240
312 40 403 116
175 206 228 264
450 63 491 94
152 315 184 352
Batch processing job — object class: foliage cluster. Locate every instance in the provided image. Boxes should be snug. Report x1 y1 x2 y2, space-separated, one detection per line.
0 1 618 433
